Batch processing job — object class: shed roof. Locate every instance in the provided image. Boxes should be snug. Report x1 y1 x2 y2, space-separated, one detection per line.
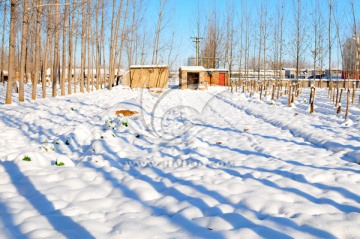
179 66 206 71
130 65 168 69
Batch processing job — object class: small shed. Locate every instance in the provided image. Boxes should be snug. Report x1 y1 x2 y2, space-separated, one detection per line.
179 66 207 90
1 70 8 82
205 69 229 86
129 65 169 88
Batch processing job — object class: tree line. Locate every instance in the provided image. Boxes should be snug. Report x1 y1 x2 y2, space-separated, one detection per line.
197 0 358 82
0 0 359 104
0 0 175 104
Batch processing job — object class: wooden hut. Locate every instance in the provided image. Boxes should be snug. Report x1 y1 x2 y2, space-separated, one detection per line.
205 69 229 86
129 65 169 88
179 66 207 90
0 70 8 82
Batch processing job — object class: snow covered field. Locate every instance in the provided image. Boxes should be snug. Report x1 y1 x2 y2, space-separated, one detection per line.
0 83 360 238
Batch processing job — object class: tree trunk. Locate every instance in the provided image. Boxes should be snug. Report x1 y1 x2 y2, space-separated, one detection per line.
42 35 50 98
52 0 60 97
345 89 350 120
80 0 86 93
5 0 18 104
118 0 129 82
152 0 166 65
295 0 301 80
100 0 105 89
67 0 73 95
61 0 68 96
31 0 42 100
17 8 26 93
73 19 78 93
0 1 7 84
95 0 100 90
328 0 333 83
86 0 92 92
108 0 117 90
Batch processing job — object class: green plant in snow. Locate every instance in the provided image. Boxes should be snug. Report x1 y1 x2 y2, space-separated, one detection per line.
122 122 128 127
71 107 75 111
22 155 31 161
55 161 65 166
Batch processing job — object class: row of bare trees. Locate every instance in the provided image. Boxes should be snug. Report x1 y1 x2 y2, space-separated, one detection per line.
0 0 178 104
1 0 359 104
197 0 359 84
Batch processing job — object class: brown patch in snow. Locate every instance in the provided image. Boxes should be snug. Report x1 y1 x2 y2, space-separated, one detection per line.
115 110 138 117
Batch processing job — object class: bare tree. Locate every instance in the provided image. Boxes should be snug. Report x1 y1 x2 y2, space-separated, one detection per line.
278 2 285 80
152 0 168 65
311 0 325 79
0 1 7 84
86 0 92 92
5 0 18 104
67 0 74 94
350 0 359 79
262 2 269 82
61 0 68 96
108 0 117 90
100 0 105 88
225 0 236 80
94 0 100 89
80 0 86 93
73 17 78 92
31 0 43 100
110 0 124 89
293 0 307 80
256 1 268 82
243 0 251 82
328 0 333 83
60 0 69 96
42 5 53 99
202 5 222 69
271 0 285 80
127 0 137 68
117 0 129 80
52 0 60 97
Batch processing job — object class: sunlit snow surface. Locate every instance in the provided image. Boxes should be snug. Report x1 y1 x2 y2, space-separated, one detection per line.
0 83 360 239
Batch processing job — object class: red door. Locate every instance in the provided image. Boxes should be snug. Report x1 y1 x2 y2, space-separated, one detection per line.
219 73 225 86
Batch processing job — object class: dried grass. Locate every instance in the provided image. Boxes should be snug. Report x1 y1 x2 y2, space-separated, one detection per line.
115 110 138 117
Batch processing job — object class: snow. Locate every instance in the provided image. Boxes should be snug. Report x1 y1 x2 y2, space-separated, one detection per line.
179 66 206 71
130 65 169 68
0 83 360 238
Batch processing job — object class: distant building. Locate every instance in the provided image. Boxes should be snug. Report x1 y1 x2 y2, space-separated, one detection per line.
343 35 360 79
282 68 296 78
325 68 342 78
179 66 229 90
